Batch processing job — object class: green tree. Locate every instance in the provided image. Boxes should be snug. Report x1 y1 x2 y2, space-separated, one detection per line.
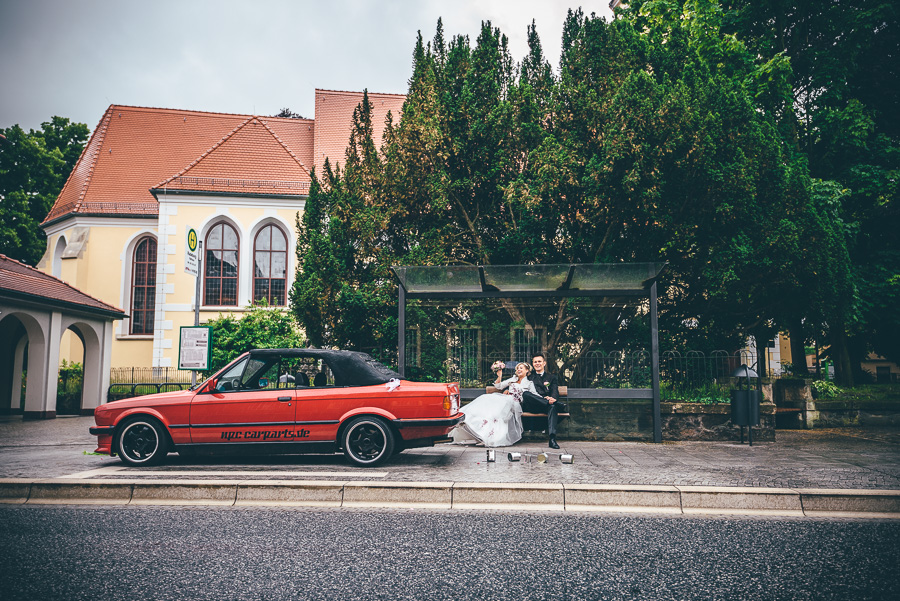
716 0 899 383
291 91 398 357
0 117 89 265
293 9 858 381
204 303 305 373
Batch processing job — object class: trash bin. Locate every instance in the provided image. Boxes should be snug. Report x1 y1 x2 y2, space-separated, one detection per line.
730 389 761 427
730 364 761 445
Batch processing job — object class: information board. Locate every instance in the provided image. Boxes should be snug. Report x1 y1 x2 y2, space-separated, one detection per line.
178 326 212 370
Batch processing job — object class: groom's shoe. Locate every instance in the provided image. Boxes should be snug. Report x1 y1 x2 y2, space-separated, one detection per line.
549 437 560 450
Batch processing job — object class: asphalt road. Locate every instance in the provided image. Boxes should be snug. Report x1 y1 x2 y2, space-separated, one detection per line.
1 506 897 601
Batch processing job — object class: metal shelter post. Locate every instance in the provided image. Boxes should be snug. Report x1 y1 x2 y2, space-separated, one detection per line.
650 280 661 443
398 283 406 378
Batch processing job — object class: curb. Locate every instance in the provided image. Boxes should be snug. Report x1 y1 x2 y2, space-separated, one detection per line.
1 478 898 517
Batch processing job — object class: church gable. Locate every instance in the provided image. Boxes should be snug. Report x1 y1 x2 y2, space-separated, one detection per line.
154 117 312 197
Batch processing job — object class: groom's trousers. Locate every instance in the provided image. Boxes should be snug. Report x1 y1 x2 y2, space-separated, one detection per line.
521 391 559 435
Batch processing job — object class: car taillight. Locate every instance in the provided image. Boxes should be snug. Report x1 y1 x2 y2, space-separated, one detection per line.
443 396 451 411
444 393 459 413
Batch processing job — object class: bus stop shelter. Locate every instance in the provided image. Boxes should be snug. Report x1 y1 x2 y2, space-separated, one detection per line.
391 263 667 442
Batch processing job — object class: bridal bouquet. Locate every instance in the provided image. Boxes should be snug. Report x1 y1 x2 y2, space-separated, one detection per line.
491 360 506 373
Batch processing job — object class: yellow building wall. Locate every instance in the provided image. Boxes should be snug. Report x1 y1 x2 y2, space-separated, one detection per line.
42 196 303 370
154 197 302 368
779 334 793 367
42 220 157 368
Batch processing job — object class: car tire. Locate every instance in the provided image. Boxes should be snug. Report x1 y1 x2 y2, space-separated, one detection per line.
342 416 395 467
116 416 169 467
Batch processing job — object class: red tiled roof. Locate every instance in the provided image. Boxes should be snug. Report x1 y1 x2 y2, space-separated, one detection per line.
154 116 312 196
0 254 125 317
43 106 315 224
313 89 405 176
43 92 405 225
265 117 315 172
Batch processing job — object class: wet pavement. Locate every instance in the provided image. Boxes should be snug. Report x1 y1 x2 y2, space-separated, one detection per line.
1 415 898 490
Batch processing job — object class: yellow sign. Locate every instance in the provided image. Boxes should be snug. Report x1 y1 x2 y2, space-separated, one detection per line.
185 228 199 276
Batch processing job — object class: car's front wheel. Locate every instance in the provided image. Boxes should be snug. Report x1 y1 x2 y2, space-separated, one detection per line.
116 416 169 467
342 416 395 467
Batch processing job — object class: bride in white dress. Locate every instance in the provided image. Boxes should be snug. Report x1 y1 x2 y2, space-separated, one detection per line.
452 362 537 447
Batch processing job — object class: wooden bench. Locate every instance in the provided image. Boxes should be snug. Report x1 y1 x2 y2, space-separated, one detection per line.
484 385 570 419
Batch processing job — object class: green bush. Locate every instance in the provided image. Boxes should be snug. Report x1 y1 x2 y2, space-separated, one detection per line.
811 379 843 399
57 359 83 414
203 303 305 374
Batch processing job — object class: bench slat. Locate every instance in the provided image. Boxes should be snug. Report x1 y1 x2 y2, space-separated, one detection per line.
485 385 568 396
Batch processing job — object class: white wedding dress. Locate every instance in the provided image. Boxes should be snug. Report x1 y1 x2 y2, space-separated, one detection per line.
452 376 536 447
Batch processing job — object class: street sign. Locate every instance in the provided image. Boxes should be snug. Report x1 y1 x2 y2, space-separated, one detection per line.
178 326 212 371
185 227 199 276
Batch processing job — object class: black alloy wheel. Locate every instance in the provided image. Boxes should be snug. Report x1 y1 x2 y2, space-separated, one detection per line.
342 416 395 467
116 417 169 466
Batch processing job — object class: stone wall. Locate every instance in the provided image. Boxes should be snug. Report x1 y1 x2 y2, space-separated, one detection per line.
518 397 775 442
773 378 900 428
661 402 775 441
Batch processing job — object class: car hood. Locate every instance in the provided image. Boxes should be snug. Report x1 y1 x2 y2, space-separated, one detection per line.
106 388 195 407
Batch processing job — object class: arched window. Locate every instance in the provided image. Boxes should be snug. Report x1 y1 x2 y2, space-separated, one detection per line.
253 224 288 305
131 237 157 334
204 222 239 306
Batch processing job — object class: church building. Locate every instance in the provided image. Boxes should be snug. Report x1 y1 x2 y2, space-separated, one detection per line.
38 89 405 370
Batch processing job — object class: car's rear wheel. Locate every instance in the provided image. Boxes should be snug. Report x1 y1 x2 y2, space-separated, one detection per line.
342 416 394 467
116 416 169 467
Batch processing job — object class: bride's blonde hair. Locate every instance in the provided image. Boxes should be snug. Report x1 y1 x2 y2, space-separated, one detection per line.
516 362 532 377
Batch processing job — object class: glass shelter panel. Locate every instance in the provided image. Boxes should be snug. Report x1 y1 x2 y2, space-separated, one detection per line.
482 265 570 292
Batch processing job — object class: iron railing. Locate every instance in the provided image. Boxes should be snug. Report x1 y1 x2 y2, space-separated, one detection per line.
105 349 761 402
108 367 193 401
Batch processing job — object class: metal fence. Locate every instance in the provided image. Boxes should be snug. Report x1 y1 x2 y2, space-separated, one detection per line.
660 350 757 402
105 349 760 402
108 367 193 401
566 350 652 389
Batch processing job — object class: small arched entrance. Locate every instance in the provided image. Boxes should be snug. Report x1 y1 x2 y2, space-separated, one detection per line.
0 254 125 418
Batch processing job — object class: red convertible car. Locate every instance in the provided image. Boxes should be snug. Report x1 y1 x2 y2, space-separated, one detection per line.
90 349 463 467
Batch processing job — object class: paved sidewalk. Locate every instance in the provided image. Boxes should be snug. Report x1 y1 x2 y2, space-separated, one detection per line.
1 416 899 489
1 416 899 515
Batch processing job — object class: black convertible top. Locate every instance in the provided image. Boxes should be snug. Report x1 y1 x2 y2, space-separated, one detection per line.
247 348 401 387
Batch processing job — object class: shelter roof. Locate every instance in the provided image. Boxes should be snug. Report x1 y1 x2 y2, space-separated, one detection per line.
0 254 126 318
392 263 667 298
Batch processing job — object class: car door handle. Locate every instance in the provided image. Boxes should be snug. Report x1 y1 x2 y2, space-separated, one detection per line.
277 396 292 402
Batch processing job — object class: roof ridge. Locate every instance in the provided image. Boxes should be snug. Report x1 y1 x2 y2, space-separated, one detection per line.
106 103 262 120
262 115 315 124
316 87 406 98
257 118 312 178
0 253 124 314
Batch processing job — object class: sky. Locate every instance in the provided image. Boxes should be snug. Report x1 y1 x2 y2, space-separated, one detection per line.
1 0 613 133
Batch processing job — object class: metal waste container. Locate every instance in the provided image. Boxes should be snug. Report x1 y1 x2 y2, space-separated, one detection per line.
730 364 761 445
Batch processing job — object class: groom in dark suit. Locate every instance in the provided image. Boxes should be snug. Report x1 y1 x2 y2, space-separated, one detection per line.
523 353 562 449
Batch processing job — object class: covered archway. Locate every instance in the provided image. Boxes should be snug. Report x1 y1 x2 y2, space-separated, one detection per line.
0 255 124 418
